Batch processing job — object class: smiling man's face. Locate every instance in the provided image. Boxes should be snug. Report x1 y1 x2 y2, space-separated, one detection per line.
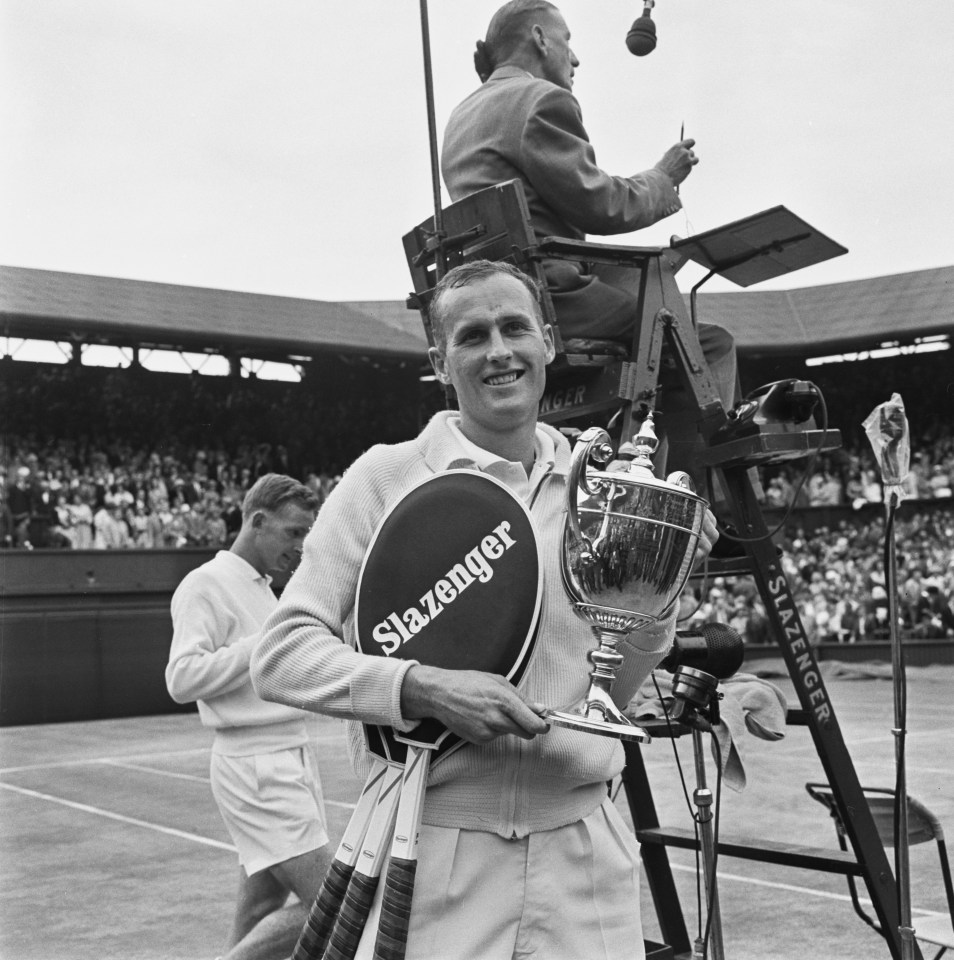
428 272 555 450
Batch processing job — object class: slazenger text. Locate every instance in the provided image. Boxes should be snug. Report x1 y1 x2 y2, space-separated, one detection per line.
768 574 832 727
371 520 517 655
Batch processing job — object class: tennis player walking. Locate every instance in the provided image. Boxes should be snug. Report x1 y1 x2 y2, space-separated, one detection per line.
167 473 332 960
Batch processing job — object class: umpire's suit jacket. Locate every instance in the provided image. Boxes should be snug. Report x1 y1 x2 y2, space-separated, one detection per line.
441 65 681 339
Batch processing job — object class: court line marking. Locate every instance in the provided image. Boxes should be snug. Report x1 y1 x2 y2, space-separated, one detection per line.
0 780 946 920
98 758 211 782
642 746 951 778
0 733 348 774
0 747 211 775
0 757 359 810
0 780 237 852
667 862 945 917
94 759 360 809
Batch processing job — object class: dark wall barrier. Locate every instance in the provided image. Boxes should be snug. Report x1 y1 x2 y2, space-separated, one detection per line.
3 531 950 725
745 639 954 668
1 549 214 726
761 496 954 537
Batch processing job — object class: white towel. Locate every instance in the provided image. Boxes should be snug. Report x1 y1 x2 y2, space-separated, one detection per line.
628 672 788 791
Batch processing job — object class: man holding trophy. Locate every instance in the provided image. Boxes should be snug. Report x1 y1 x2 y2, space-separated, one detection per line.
251 260 716 959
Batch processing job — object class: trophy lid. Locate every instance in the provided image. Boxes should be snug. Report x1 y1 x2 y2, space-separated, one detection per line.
588 415 707 505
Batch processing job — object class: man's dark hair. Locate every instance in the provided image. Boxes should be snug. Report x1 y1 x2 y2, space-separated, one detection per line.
241 473 320 521
475 0 559 82
429 260 544 349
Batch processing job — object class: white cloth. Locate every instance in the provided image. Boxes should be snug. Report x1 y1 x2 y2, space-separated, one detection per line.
629 671 788 791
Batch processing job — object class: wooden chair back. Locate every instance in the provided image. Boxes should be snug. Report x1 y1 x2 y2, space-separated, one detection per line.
402 179 563 352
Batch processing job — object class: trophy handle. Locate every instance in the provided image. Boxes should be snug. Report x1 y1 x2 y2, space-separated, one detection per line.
565 427 615 552
666 470 696 493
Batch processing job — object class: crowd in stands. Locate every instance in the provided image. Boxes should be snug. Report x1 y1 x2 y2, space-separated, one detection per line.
2 354 952 643
760 442 954 510
0 359 422 552
682 507 954 645
0 438 340 551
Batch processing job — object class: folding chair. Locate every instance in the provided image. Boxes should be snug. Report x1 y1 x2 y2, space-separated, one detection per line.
806 782 954 959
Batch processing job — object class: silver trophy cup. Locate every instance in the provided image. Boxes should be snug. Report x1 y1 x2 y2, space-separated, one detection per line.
548 416 708 741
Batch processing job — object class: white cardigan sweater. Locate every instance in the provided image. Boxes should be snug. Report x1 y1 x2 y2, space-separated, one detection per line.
251 412 674 838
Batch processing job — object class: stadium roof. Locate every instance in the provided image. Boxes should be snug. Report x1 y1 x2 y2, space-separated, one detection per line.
1 263 951 362
0 265 425 361
691 265 953 357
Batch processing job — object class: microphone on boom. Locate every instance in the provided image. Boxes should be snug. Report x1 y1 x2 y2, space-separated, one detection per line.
661 623 745 730
626 0 657 56
661 622 745 679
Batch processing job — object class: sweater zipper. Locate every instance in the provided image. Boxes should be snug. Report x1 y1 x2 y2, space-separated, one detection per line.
502 464 557 837
501 733 524 838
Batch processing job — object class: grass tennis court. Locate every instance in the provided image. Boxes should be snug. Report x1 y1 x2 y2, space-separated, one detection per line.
2 661 952 960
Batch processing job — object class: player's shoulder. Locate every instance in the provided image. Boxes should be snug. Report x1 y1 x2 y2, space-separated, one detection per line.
174 552 232 595
344 436 421 477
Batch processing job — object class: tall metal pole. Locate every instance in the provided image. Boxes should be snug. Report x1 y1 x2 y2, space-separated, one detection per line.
886 490 915 959
418 0 446 278
692 730 725 960
865 395 915 960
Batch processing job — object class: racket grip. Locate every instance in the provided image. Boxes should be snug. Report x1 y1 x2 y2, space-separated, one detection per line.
324 871 381 960
293 858 355 960
372 857 417 960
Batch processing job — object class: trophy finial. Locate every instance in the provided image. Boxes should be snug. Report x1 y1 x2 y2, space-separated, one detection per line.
616 413 658 478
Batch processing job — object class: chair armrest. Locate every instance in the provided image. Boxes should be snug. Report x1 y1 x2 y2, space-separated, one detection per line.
537 236 664 267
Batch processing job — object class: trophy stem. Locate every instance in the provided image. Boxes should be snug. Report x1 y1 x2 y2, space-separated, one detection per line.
584 629 629 723
547 628 651 742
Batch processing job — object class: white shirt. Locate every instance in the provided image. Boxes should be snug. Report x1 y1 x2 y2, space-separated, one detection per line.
447 417 556 503
166 550 308 754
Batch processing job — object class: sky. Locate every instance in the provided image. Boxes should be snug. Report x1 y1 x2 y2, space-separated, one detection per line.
2 0 954 304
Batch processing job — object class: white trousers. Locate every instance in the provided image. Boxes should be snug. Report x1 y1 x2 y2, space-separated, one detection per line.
354 796 645 960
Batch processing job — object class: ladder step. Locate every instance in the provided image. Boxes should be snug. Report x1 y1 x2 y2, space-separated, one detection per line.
635 826 863 875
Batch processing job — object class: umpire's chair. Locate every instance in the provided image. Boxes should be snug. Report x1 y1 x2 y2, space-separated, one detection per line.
402 179 843 479
402 178 735 472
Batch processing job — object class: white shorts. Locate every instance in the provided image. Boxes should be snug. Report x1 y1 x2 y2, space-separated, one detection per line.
210 742 329 875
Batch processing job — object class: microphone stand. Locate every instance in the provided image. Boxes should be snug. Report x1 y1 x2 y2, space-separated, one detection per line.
671 668 726 960
864 396 914 959
885 488 915 960
691 724 725 960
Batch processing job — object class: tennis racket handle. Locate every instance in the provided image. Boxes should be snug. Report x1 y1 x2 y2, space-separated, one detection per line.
324 872 381 960
372 857 417 960
292 858 355 960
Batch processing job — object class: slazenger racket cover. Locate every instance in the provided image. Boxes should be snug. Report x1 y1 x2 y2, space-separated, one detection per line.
356 469 542 762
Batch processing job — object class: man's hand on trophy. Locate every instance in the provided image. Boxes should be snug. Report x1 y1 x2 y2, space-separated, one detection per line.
401 664 550 744
654 138 698 187
691 507 719 570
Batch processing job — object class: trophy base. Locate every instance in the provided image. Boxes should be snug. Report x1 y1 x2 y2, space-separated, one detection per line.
546 709 651 743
